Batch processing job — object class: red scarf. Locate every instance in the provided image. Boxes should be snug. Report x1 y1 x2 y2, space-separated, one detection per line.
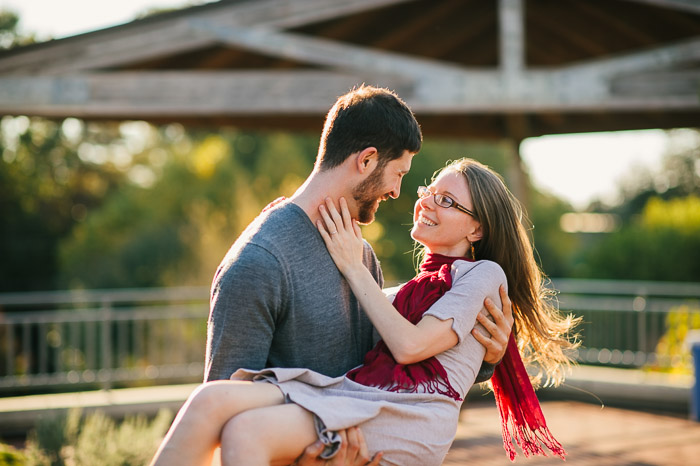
492 335 567 460
347 253 462 401
346 252 566 461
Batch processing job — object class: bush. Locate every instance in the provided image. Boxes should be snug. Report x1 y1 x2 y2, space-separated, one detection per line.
651 305 700 375
23 408 173 466
0 443 26 466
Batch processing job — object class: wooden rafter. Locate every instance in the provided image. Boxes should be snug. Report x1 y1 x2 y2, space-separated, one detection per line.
0 0 697 137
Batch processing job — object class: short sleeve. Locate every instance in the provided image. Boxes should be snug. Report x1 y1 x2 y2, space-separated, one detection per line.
423 260 507 343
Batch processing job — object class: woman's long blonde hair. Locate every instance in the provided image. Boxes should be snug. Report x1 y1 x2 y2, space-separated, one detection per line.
436 158 580 387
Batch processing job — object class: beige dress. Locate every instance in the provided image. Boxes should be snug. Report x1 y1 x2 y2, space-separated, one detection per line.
233 260 507 466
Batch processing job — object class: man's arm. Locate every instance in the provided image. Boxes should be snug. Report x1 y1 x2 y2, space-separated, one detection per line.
472 285 514 383
204 245 284 381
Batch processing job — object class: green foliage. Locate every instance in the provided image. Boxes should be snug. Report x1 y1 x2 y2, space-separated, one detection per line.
527 189 576 278
651 305 700 374
576 195 700 281
0 443 26 466
1 113 578 289
0 117 128 291
58 127 317 288
23 408 173 466
0 9 36 49
4 112 697 290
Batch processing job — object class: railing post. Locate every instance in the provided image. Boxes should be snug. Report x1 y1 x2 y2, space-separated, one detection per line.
688 330 700 422
100 299 113 390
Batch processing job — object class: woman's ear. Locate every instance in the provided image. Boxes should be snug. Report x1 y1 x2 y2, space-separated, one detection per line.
355 147 378 174
467 222 483 243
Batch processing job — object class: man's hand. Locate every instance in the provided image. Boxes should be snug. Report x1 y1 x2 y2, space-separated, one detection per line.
295 427 382 466
472 285 514 364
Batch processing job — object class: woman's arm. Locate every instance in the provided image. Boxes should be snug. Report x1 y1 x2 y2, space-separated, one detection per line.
318 198 458 365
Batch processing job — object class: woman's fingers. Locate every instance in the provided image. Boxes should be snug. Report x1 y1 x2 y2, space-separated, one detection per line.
352 220 362 240
318 203 338 235
317 220 331 244
499 285 515 328
339 197 353 232
324 197 346 232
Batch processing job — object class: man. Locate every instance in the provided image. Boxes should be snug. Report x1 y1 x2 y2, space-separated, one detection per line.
205 85 512 465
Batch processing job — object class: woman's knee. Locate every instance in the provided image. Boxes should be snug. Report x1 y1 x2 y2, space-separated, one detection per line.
183 382 229 423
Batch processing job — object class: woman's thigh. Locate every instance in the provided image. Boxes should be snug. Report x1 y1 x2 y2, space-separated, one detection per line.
186 380 286 425
220 403 317 466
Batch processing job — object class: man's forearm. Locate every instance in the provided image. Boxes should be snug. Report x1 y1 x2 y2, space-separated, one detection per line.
474 360 497 383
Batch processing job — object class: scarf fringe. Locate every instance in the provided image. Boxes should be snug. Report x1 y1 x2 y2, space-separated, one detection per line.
501 416 567 461
493 334 567 461
382 374 463 402
502 419 566 461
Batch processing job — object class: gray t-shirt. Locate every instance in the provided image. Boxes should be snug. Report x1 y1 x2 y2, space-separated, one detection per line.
204 201 384 381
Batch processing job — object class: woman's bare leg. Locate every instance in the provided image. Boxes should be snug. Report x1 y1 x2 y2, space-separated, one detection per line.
220 403 318 466
150 380 285 466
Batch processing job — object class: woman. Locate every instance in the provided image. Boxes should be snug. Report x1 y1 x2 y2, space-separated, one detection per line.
151 158 578 465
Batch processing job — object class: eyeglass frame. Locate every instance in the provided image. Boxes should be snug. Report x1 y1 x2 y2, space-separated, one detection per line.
417 185 476 218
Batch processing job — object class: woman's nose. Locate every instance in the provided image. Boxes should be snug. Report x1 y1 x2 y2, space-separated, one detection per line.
418 194 434 209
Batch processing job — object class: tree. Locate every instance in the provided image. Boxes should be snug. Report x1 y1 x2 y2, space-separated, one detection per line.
572 129 700 281
58 127 318 289
0 9 35 49
576 195 700 281
0 117 128 291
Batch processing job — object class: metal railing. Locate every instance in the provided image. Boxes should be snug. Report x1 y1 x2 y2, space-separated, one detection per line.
553 278 700 368
0 287 209 392
1 279 699 393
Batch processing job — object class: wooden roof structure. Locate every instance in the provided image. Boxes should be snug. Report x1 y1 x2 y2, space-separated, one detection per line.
0 0 699 141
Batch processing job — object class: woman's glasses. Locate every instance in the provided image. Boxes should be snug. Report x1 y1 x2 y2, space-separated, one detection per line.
417 186 476 218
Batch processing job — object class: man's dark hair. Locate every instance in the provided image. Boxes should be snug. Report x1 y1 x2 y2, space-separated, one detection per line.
317 85 422 170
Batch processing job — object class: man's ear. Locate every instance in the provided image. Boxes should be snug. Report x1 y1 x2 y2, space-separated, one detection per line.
355 147 378 174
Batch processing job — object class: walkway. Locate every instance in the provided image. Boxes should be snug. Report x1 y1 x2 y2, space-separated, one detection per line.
445 400 700 466
1 364 698 465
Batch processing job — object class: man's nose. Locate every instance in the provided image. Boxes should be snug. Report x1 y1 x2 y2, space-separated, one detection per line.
388 179 402 199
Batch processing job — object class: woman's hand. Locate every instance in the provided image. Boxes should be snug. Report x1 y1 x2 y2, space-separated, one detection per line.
317 197 365 278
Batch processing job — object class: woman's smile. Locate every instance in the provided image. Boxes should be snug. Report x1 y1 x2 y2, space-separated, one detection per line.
417 215 437 226
410 171 480 257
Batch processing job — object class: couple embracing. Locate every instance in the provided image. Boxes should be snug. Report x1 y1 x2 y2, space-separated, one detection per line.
151 86 578 466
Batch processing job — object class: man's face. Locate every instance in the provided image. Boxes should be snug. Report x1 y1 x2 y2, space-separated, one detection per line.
351 150 413 224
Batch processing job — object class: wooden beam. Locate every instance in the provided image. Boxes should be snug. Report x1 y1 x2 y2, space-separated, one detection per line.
620 0 700 15
499 0 525 75
235 0 418 29
0 70 697 120
0 21 217 74
189 21 471 78
0 71 410 117
611 70 700 96
0 0 416 74
559 37 700 77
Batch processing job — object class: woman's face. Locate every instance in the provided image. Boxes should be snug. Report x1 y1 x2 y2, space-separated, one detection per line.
410 170 482 257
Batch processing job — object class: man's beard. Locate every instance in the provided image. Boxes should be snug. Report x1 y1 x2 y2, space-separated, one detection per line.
351 164 387 224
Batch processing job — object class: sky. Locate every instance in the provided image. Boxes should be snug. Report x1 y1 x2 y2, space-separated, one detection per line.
1 0 675 211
